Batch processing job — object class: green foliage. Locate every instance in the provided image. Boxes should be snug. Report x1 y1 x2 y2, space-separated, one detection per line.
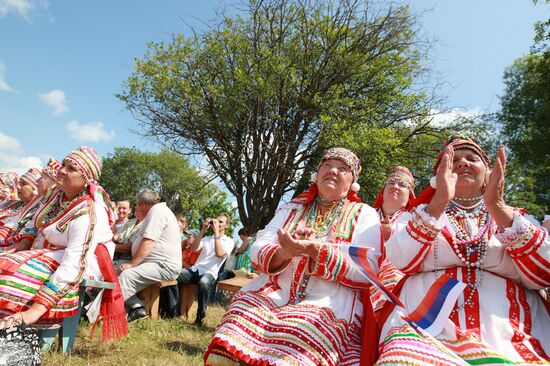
100 147 235 230
119 0 438 231
497 51 550 218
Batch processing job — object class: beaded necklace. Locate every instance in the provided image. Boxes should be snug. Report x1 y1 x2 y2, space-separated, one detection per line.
291 197 346 304
378 208 405 224
434 200 492 312
41 190 87 228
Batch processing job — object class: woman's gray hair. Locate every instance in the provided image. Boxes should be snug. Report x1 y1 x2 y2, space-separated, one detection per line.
136 188 161 206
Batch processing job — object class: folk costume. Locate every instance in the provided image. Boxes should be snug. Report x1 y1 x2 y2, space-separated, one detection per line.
0 168 41 236
0 160 61 252
205 148 382 366
0 147 126 341
0 171 19 202
370 166 415 314
376 137 550 365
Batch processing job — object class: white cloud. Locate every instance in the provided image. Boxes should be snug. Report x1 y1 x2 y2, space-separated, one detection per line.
0 61 14 92
66 120 116 143
0 131 21 150
0 132 42 173
429 108 484 127
39 89 69 115
0 0 49 21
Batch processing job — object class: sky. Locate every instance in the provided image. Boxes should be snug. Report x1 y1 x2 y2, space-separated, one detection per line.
0 0 547 177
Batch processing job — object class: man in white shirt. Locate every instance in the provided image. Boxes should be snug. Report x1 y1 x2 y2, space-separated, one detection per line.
118 189 182 322
178 213 234 326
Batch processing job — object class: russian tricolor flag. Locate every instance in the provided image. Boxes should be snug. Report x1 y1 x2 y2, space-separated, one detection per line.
346 246 404 308
403 274 466 336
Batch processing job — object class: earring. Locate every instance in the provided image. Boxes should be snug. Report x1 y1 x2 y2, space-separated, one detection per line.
310 172 318 183
350 182 360 192
430 176 437 189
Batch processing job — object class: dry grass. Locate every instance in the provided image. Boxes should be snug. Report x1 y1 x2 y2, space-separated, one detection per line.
42 303 227 366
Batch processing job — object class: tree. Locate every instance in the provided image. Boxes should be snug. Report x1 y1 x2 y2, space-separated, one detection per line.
100 148 234 229
119 0 440 232
496 2 550 218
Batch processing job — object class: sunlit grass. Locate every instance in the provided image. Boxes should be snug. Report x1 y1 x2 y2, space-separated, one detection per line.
42 303 227 366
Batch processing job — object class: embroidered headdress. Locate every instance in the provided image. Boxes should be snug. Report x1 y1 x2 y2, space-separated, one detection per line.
20 167 42 189
0 171 19 200
64 146 102 184
413 134 491 207
292 147 362 205
372 166 416 210
318 147 362 182
42 158 62 181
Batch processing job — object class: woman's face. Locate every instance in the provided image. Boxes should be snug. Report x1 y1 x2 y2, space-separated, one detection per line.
57 160 86 194
37 174 55 196
316 159 354 201
383 179 410 209
17 180 36 202
0 182 8 201
452 149 487 194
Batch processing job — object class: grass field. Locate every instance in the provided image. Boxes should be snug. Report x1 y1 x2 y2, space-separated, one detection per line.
42 303 227 366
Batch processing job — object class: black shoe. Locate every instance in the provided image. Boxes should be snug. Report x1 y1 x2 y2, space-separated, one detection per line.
127 307 149 323
193 318 204 327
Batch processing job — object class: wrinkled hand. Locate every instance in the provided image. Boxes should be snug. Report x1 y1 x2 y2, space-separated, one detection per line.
291 228 316 241
484 145 507 210
278 229 319 259
0 309 42 329
427 145 457 218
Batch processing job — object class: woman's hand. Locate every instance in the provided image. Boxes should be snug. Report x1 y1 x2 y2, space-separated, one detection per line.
278 229 319 259
426 145 457 219
380 218 392 241
0 304 47 329
485 145 513 230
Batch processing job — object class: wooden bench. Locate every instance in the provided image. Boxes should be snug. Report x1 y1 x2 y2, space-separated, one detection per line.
38 278 116 353
139 280 178 320
217 272 254 293
179 284 198 319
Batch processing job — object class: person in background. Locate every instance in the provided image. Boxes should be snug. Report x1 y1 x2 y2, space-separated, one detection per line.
181 229 200 269
369 166 416 313
112 201 146 262
114 199 132 232
117 189 182 322
0 172 19 203
0 168 42 242
178 213 234 326
0 159 61 253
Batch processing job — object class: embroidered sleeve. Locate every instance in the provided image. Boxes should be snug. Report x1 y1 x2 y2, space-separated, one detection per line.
249 205 295 274
35 207 95 309
386 204 444 274
497 214 550 288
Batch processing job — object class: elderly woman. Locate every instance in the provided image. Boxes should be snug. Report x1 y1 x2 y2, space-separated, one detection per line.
370 166 415 313
376 136 550 365
0 168 40 226
205 147 382 366
0 159 60 252
0 172 19 203
0 147 125 340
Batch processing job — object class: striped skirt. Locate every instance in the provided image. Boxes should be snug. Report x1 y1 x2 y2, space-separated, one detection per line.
0 249 80 327
205 291 362 366
376 324 550 366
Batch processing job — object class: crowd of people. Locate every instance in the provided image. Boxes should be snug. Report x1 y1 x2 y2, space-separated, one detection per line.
0 136 548 366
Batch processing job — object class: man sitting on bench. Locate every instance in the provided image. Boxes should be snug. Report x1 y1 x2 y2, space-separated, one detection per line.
117 189 182 322
178 213 234 326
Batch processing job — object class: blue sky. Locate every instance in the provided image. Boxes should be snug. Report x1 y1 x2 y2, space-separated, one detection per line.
0 0 547 176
